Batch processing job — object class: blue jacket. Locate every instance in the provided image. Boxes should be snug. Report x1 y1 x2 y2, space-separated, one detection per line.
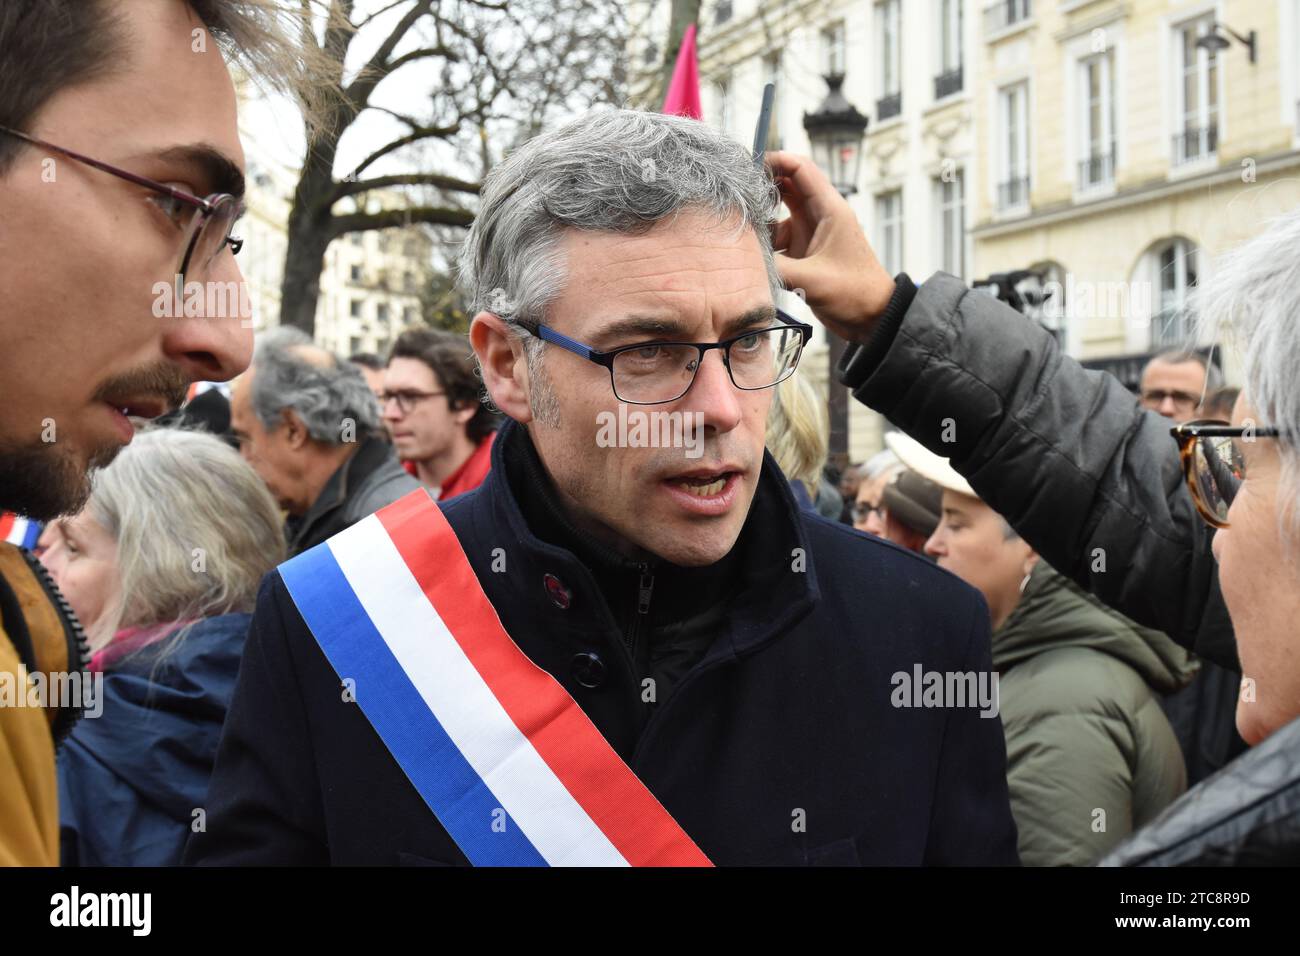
187 421 1018 865
58 613 251 866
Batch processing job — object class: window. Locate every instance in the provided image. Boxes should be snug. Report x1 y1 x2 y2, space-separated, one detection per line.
714 74 731 131
823 21 846 77
876 0 902 119
1153 239 1198 347
763 52 783 149
1078 51 1116 189
715 0 733 25
935 171 965 279
875 190 903 275
350 300 363 319
998 82 1030 210
350 232 363 247
985 0 1031 34
1173 16 1219 165
377 304 389 323
935 0 963 99
404 271 416 292
644 40 659 67
350 264 362 283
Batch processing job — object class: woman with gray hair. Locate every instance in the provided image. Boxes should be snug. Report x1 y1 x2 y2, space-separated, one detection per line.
40 427 285 865
1102 210 1300 865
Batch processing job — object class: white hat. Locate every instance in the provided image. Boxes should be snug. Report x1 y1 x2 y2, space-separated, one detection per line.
883 431 978 499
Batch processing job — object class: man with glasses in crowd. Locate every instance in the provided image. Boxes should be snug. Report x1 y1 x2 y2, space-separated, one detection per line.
188 109 1019 866
382 328 498 500
1139 350 1222 424
0 0 307 866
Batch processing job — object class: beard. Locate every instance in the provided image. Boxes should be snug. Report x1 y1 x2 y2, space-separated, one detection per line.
0 434 120 521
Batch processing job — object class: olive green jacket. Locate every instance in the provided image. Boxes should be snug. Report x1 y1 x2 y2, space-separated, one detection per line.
995 561 1198 866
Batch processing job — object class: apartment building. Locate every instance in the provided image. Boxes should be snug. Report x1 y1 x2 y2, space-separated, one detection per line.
973 0 1300 380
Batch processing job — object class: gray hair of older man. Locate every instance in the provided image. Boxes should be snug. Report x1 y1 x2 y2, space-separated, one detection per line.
456 108 783 360
250 332 380 443
1194 209 1300 537
85 427 286 652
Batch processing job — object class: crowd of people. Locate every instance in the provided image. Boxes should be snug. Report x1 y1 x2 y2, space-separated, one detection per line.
2 0 1298 870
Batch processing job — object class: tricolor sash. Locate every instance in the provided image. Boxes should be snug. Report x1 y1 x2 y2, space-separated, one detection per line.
278 489 711 867
0 512 41 549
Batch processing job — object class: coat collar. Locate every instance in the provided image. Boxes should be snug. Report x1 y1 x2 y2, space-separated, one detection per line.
290 435 391 549
462 418 820 663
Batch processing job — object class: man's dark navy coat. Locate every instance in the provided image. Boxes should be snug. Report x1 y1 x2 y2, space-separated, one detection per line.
187 421 1019 866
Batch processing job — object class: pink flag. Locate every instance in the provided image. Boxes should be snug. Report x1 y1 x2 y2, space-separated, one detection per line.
661 23 702 120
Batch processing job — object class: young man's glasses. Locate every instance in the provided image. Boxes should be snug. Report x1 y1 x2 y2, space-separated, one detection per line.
380 389 446 414
1171 419 1281 529
0 125 244 285
521 312 813 406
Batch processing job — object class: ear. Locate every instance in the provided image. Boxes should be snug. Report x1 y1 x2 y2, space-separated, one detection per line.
281 408 311 450
1022 550 1040 578
470 312 533 425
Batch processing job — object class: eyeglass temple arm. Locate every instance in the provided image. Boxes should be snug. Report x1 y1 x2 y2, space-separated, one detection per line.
0 125 212 212
536 325 596 361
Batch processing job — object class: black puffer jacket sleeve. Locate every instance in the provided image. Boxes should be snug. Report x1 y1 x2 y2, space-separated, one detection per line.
839 271 1237 672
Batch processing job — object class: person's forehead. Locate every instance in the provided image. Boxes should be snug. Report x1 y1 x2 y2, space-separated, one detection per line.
942 490 986 514
38 0 244 175
385 357 439 387
553 213 770 324
1143 360 1205 384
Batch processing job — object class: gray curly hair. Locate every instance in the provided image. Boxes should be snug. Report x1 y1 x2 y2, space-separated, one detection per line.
251 330 380 443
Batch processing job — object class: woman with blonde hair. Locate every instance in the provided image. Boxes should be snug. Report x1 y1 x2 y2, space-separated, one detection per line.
766 370 836 515
40 427 285 865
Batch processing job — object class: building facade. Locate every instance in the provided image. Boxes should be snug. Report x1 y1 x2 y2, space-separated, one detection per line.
972 0 1300 379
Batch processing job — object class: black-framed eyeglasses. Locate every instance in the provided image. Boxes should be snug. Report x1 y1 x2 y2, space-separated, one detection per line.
1171 419 1282 529
1142 389 1201 409
0 125 244 284
380 389 446 414
521 311 813 405
851 502 884 522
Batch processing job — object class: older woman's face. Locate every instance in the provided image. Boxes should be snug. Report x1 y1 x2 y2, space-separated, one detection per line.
39 510 121 638
1213 395 1300 746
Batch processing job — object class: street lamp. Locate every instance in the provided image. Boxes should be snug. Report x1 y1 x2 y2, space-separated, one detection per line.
1195 20 1257 63
802 74 869 474
802 74 869 196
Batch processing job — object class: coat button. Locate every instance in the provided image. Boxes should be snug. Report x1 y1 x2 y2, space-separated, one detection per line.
571 651 606 688
543 573 571 609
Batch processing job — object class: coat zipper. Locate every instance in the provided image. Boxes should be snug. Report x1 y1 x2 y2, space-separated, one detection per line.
623 563 655 660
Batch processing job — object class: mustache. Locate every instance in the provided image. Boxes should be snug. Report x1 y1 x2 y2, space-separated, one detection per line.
92 362 190 413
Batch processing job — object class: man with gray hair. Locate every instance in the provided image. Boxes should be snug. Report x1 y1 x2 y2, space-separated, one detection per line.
190 108 1018 866
230 331 419 557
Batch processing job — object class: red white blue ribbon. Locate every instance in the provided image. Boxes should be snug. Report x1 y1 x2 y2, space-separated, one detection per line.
278 489 711 867
0 513 42 549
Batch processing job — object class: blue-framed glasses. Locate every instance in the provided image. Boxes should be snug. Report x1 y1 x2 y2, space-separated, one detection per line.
523 311 813 406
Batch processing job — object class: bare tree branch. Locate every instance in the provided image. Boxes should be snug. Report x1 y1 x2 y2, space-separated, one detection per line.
330 205 475 236
335 172 481 198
